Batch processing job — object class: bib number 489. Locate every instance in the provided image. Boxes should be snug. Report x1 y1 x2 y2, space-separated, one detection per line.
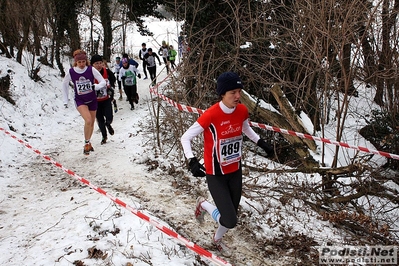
219 136 242 166
221 142 240 156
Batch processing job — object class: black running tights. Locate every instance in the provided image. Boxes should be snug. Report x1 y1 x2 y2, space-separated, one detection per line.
206 168 242 229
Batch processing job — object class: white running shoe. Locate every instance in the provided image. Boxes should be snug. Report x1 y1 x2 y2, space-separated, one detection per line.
194 196 206 224
213 237 232 258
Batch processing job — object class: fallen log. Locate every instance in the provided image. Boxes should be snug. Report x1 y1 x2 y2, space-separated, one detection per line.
240 84 319 168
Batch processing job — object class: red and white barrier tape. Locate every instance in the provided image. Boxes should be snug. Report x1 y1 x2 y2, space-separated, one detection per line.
150 85 399 161
0 127 231 266
150 87 205 115
248 122 399 160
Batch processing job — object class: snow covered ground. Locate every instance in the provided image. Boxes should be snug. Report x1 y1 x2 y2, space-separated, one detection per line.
0 55 199 265
0 19 211 266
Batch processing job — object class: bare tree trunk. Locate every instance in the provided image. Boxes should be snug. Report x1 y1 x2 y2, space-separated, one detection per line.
358 24 376 84
55 39 65 77
99 0 112 60
16 7 30 64
0 0 16 58
340 43 355 95
0 40 12 58
32 19 42 56
121 6 127 53
374 0 399 106
68 11 81 52
89 0 94 53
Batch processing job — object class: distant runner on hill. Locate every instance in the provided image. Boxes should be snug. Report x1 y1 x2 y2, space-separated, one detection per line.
139 43 149 80
143 48 162 86
119 57 141 110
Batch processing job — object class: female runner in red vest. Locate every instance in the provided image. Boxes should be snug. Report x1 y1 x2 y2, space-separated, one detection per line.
181 72 274 257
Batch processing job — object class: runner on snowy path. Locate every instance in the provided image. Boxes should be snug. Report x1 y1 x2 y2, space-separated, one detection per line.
181 72 274 257
62 49 106 155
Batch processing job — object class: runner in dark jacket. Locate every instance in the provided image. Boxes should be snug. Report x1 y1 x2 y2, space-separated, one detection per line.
139 43 149 79
90 55 116 145
144 48 162 86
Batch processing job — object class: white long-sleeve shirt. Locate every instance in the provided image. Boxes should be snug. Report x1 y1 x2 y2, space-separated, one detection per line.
118 65 140 81
61 66 105 105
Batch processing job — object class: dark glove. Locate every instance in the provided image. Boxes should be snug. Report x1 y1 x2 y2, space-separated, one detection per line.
107 87 115 100
137 73 141 79
107 87 114 96
188 157 206 177
121 76 126 80
257 138 274 158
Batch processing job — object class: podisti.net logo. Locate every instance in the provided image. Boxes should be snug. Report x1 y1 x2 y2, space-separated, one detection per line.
318 246 397 265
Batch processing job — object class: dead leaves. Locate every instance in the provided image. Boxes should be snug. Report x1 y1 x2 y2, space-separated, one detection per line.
87 246 108 260
322 210 391 236
71 246 107 266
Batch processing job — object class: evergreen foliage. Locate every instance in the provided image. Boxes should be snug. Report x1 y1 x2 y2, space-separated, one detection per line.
360 110 399 169
118 0 165 36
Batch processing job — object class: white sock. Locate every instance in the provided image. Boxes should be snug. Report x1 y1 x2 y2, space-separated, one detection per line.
201 201 228 240
214 224 229 241
201 201 221 222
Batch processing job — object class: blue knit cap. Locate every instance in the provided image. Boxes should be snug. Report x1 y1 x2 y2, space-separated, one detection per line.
216 72 243 96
